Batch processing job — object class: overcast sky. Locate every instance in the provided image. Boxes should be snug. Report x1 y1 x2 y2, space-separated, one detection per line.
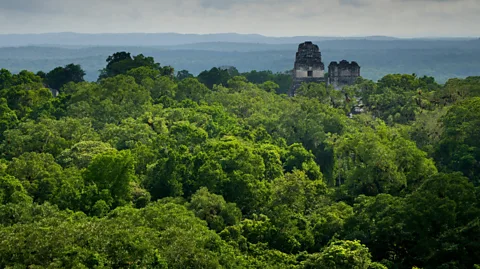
0 0 478 37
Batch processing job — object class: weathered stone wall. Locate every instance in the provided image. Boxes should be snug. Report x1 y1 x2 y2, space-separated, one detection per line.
290 41 325 96
327 60 360 89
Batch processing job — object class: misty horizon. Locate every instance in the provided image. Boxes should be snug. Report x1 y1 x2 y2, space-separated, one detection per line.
0 32 478 40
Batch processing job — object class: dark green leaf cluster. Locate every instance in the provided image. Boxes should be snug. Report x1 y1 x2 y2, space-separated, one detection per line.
0 53 479 269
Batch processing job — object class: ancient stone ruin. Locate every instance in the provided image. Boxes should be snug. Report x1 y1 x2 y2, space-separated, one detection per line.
328 60 361 89
290 41 325 96
289 41 360 95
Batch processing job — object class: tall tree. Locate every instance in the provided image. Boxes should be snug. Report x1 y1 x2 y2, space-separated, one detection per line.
45 64 86 90
99 52 173 80
436 97 480 184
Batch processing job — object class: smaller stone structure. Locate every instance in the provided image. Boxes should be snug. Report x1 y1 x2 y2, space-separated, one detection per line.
49 88 59 97
289 41 325 96
327 60 361 89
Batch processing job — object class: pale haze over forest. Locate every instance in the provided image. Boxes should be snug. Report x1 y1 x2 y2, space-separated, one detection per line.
0 0 479 37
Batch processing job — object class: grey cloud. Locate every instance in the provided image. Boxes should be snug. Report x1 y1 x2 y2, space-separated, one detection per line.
338 0 370 7
198 0 292 10
396 0 463 1
199 3 228 9
0 0 53 12
0 0 479 36
199 0 245 10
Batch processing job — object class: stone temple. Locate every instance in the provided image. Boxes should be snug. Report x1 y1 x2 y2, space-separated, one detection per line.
328 60 361 89
289 41 360 96
290 42 325 95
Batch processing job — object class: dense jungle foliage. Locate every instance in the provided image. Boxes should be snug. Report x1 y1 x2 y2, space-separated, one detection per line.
0 52 479 269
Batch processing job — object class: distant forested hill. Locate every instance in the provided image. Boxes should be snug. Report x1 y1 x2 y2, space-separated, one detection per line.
0 33 402 47
1 38 479 83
